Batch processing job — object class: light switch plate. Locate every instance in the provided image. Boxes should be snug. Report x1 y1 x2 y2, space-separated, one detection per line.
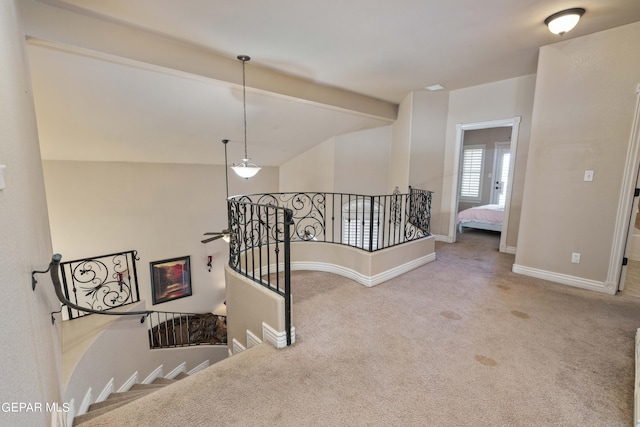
584 170 594 182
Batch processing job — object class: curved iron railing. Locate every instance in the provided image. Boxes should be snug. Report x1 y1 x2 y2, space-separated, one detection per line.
226 187 432 346
33 254 226 348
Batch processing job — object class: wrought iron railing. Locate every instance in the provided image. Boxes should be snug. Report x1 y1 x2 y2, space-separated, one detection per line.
148 312 226 348
33 254 227 348
57 250 142 320
226 187 432 347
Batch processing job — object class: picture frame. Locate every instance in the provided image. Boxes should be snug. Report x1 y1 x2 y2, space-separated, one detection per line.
150 256 192 305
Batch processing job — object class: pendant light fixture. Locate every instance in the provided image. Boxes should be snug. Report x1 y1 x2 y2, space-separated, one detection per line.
544 8 585 36
231 55 261 179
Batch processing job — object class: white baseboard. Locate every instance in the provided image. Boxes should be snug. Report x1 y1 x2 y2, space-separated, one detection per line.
166 362 186 379
262 322 296 349
187 360 209 375
290 252 436 288
96 378 113 403
142 365 163 385
503 245 517 255
65 398 75 427
247 329 262 348
232 338 246 355
512 264 614 294
435 234 453 243
117 371 138 393
77 387 91 416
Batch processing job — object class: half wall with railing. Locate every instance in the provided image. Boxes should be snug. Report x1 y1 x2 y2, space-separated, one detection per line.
225 187 434 349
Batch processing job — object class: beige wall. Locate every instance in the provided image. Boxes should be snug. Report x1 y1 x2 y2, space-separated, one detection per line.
515 22 640 288
441 75 536 246
43 160 279 315
0 2 62 425
279 138 335 192
280 126 391 195
225 266 285 350
408 90 449 234
389 93 413 192
334 126 391 195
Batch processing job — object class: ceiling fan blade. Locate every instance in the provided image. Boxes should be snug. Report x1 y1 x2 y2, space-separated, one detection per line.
201 234 224 243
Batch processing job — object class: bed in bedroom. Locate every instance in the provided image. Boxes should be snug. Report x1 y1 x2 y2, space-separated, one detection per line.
457 204 504 233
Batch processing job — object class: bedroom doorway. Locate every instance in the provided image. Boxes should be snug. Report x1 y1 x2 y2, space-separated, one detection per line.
449 117 521 253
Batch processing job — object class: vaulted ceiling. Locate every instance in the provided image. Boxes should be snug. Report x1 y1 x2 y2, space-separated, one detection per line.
22 0 640 166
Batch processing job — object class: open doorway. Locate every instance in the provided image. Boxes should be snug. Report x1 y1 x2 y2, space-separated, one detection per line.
614 89 640 296
449 117 521 253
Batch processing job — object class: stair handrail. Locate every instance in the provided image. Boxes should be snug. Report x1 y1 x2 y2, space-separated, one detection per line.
37 253 153 324
35 254 227 350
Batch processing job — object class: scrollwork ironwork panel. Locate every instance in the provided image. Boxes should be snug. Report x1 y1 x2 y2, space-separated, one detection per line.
59 250 141 320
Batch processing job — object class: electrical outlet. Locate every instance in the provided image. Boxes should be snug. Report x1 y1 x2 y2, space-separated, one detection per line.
571 252 581 264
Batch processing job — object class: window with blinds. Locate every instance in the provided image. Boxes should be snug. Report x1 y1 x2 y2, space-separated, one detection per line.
459 145 485 201
341 200 379 250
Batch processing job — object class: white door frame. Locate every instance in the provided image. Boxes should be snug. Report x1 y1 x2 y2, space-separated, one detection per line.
611 85 640 291
449 117 521 253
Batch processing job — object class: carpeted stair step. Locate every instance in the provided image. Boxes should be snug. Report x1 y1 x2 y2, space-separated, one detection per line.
129 383 167 391
88 390 154 411
74 395 151 426
151 377 177 385
74 378 182 426
173 372 189 380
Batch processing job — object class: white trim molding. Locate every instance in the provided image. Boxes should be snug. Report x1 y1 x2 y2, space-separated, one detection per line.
247 329 262 348
610 89 640 292
187 360 210 376
118 371 138 393
503 245 517 255
232 338 246 355
258 252 436 289
512 264 613 294
450 117 521 253
166 362 187 379
142 365 163 385
95 378 114 403
263 322 296 349
77 388 92 416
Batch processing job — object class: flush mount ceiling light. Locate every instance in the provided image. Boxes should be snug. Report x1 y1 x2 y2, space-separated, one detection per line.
544 8 585 35
231 55 261 179
425 84 445 92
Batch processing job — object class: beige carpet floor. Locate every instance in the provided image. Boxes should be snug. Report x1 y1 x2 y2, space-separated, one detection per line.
80 230 640 426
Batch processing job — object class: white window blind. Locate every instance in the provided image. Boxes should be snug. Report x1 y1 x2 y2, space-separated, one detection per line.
460 145 484 200
341 200 379 250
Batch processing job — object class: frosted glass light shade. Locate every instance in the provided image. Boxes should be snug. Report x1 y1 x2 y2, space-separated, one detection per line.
545 8 585 35
231 159 261 179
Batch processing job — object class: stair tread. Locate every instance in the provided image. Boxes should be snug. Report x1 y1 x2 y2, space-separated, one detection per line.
74 397 145 425
91 390 155 409
129 383 166 391
172 372 189 380
151 377 177 385
74 371 194 425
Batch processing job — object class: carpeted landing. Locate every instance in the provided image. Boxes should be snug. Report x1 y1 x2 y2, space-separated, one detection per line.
79 230 640 426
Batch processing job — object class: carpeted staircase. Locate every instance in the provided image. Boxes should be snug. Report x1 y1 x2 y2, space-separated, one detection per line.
73 373 189 426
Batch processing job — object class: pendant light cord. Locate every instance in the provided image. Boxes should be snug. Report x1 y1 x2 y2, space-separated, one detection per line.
241 57 248 160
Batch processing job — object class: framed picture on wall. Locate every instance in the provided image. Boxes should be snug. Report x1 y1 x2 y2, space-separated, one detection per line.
150 256 192 305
